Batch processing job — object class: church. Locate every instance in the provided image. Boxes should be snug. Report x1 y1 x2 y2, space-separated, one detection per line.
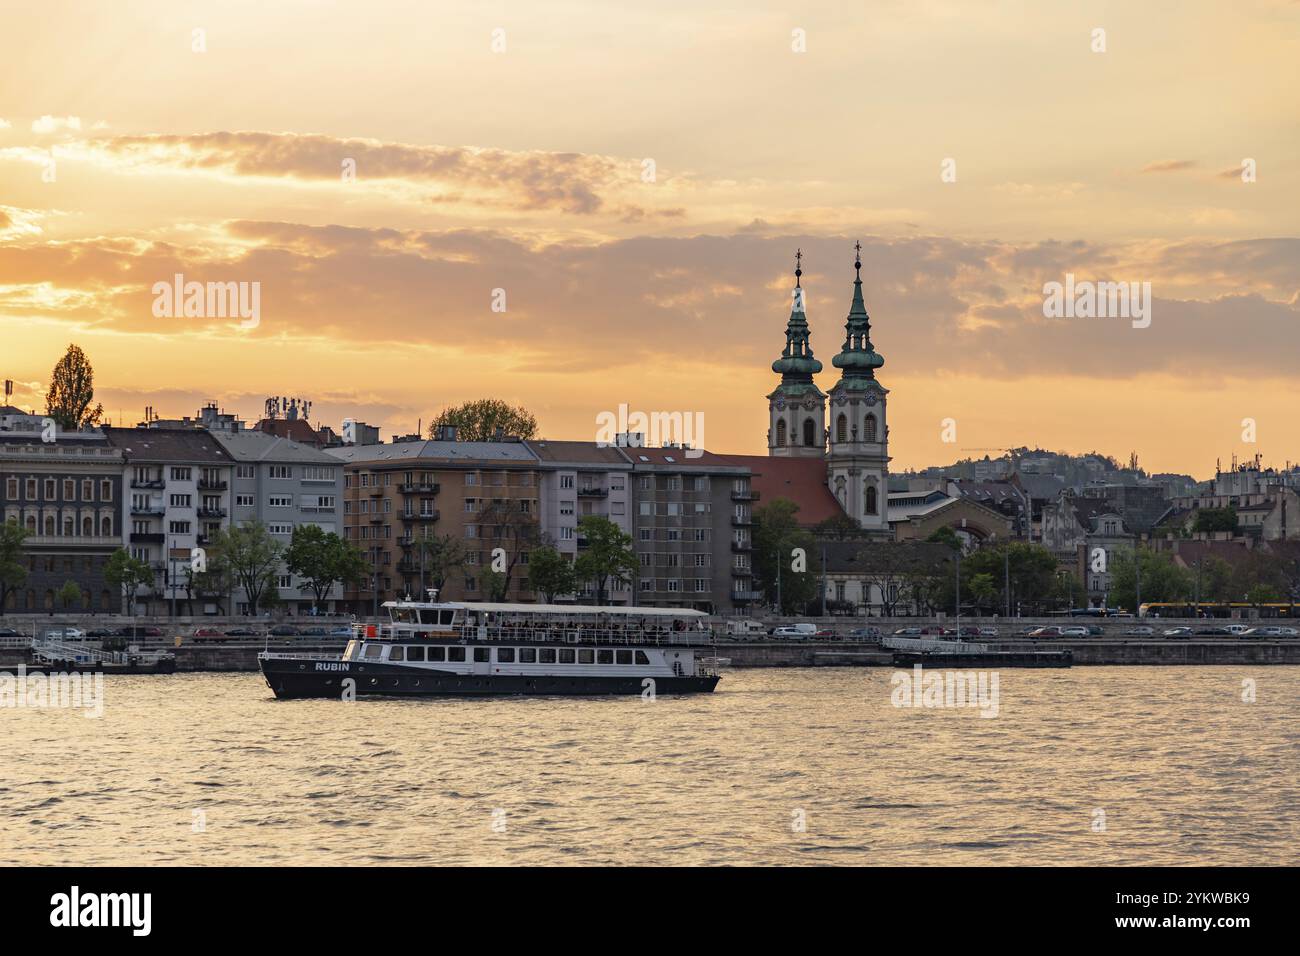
721 246 894 538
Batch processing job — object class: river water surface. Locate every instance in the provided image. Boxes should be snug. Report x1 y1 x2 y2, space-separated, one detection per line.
2 667 1296 865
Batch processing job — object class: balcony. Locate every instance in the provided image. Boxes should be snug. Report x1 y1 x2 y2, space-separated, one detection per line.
399 482 440 495
730 490 760 502
197 479 227 491
197 507 226 519
130 479 164 490
130 504 164 516
732 590 764 602
730 541 752 552
369 515 385 524
368 487 384 497
402 510 440 522
730 516 753 527
133 532 165 543
576 487 608 498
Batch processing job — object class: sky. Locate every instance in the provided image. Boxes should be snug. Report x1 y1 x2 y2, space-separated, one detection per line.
1 0 1297 478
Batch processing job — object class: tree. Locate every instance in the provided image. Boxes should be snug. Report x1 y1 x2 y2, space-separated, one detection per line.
0 522 31 615
812 513 863 540
572 515 637 605
413 534 469 593
285 525 368 609
206 521 283 614
103 548 155 615
1109 548 1193 611
1192 507 1238 535
926 526 963 553
752 498 819 615
428 399 538 442
45 344 104 429
527 545 578 603
57 579 83 609
475 497 542 598
481 568 509 601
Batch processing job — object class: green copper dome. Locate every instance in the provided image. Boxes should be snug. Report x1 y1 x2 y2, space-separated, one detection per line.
772 251 823 383
832 243 884 381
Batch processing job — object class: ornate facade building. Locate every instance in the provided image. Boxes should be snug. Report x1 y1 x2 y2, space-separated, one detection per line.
766 246 891 535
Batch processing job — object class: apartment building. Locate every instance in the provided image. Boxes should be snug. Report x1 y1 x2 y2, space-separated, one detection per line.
525 439 635 604
328 439 541 612
213 430 345 614
625 447 756 614
103 428 234 615
0 422 124 612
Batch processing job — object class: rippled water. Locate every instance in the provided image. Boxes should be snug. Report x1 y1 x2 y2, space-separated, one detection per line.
2 667 1296 865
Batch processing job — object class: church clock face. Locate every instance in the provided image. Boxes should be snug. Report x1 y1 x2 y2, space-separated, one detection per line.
864 393 878 406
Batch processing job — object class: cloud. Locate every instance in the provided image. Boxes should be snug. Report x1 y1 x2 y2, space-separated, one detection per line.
0 118 11 130
0 225 1295 383
31 115 82 134
85 131 637 214
1140 159 1197 173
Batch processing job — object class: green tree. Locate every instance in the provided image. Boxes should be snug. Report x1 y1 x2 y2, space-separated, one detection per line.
413 533 469 594
926 525 962 553
428 399 538 442
1192 507 1237 534
103 548 155 615
572 515 637 605
752 498 819 615
45 343 104 429
527 545 578 603
481 568 509 601
475 497 541 598
285 524 368 609
206 521 283 613
0 521 31 615
1109 547 1193 611
1245 583 1283 606
812 513 863 540
56 579 83 609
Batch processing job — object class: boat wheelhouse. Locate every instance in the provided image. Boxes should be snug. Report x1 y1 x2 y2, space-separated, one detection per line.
259 594 721 699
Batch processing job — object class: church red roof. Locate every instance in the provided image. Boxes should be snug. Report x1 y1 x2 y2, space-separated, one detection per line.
715 454 844 525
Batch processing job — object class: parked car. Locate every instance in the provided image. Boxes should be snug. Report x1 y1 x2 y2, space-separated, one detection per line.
955 626 983 639
1123 626 1155 636
977 626 1000 637
847 626 883 642
1241 626 1283 639
297 625 331 637
1059 626 1090 637
1223 624 1251 635
192 627 227 642
43 627 86 640
1194 626 1231 636
223 627 265 638
116 625 163 638
84 627 117 638
1163 626 1194 639
268 625 301 637
773 625 813 640
1275 626 1298 636
1026 626 1065 639
0 627 22 639
328 625 354 638
892 626 923 636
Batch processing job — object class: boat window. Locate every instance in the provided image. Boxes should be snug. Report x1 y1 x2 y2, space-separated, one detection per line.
474 647 490 663
497 647 515 663
597 649 613 664
363 644 383 660
448 647 466 662
519 648 536 663
558 648 576 664
343 640 360 661
635 650 650 665
616 649 632 665
578 649 594 664
407 646 426 662
539 648 556 663
389 646 405 661
441 610 456 626
428 646 446 662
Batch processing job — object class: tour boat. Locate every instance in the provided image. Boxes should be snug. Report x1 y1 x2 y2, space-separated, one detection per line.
258 592 722 699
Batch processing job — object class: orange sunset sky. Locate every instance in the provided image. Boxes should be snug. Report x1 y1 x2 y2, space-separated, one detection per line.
1 0 1298 479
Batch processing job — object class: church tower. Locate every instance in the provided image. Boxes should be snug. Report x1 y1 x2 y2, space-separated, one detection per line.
767 250 826 458
827 243 890 532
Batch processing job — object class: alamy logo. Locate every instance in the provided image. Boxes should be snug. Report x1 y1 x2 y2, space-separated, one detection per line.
890 665 1000 718
594 403 704 458
152 273 260 328
49 886 151 936
1042 273 1151 328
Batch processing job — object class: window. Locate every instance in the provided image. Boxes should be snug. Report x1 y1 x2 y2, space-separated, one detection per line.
269 523 293 535
269 466 292 479
277 574 292 589
169 494 191 507
616 649 632 665
496 647 515 663
269 495 292 507
236 465 256 479
101 480 112 501
776 419 787 447
448 647 466 662
559 501 574 516
865 485 878 515
519 648 536 663
464 498 476 513
474 647 489 663
390 646 405 662
363 644 383 660
170 467 191 481
407 646 426 662
578 649 594 664
168 521 192 534
597 649 613 664
539 647 556 663
836 414 847 443
803 418 816 447
428 646 446 662
558 648 576 663
236 494 255 507
559 475 574 489
864 414 878 442
82 479 93 500
635 650 650 665
4 478 18 499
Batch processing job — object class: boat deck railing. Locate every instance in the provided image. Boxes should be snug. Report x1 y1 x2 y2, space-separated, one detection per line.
259 651 344 662
357 624 716 648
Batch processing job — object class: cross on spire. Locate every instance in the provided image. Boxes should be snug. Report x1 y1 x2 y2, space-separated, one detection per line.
794 248 802 287
854 241 862 277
